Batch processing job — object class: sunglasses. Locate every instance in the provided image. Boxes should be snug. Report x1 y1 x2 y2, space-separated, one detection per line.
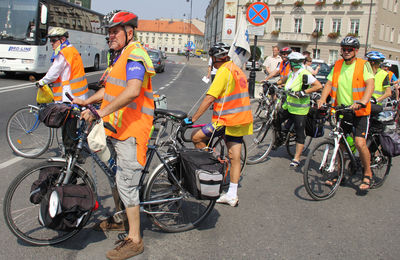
341 47 355 53
49 38 59 43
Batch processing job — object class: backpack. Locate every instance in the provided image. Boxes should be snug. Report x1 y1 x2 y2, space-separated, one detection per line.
38 184 95 231
305 107 327 138
179 148 224 200
39 103 71 128
378 131 400 157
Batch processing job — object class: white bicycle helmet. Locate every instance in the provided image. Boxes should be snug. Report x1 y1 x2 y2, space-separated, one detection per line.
208 42 230 59
47 27 69 38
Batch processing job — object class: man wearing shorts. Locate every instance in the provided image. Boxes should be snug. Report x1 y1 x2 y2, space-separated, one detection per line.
318 36 375 191
187 42 253 207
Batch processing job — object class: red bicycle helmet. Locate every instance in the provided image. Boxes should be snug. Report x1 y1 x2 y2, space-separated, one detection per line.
279 47 292 55
104 11 138 29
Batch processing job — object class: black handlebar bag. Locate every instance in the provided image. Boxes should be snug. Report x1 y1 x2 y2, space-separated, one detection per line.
179 148 224 200
39 103 71 128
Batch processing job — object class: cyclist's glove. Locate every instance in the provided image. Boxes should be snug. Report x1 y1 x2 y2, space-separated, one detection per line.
290 91 307 98
182 117 193 126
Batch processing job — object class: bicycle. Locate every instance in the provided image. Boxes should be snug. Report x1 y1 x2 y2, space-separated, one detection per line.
3 102 216 245
303 105 392 201
6 104 63 158
245 82 312 164
151 108 248 183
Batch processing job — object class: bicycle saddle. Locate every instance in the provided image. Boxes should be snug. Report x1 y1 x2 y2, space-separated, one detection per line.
154 108 188 120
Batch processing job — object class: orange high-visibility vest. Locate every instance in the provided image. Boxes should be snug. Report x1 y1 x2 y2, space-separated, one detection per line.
52 45 88 101
331 58 371 116
212 61 253 126
388 71 394 82
279 61 291 79
101 42 155 166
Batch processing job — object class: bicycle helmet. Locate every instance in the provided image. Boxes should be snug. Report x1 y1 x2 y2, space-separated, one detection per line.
340 36 360 49
47 27 69 38
104 10 138 29
279 47 292 55
288 52 305 69
208 42 230 59
381 61 392 68
365 51 385 63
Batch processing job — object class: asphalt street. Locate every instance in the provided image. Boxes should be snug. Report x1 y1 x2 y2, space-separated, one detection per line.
0 55 399 260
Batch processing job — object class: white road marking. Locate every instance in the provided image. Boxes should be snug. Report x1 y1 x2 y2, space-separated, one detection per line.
0 156 24 170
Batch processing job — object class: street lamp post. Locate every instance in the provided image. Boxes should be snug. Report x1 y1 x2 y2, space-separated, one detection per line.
186 0 192 61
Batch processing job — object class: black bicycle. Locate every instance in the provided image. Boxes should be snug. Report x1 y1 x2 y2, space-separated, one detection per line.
303 105 392 200
3 102 215 245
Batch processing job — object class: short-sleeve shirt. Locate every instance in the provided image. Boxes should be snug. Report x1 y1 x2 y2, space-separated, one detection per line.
208 58 218 75
207 65 253 137
327 61 374 106
263 55 282 74
126 60 145 81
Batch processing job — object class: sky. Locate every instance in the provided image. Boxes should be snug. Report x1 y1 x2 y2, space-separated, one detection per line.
91 0 209 21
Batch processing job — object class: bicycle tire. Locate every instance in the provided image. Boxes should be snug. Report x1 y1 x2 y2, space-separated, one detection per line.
6 106 52 158
245 122 275 164
303 141 344 201
286 132 312 159
144 157 215 232
3 161 96 245
369 141 392 189
252 101 264 133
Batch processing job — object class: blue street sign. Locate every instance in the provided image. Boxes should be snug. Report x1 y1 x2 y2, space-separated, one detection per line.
187 41 195 51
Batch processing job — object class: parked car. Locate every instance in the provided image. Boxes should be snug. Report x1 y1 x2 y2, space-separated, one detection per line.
147 49 165 73
246 58 263 71
310 59 331 85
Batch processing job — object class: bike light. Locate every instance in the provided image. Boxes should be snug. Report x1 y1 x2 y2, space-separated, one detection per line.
93 200 99 211
48 190 61 218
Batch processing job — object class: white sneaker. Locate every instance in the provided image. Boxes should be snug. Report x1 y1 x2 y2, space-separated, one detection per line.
216 193 239 207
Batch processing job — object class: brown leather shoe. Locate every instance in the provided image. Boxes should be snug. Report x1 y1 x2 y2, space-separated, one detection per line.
106 238 144 260
93 216 129 232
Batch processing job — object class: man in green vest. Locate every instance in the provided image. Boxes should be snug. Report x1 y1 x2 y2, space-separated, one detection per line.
366 51 391 109
275 52 322 167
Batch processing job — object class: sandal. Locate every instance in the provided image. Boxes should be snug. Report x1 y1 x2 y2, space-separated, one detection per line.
289 159 300 168
359 176 373 190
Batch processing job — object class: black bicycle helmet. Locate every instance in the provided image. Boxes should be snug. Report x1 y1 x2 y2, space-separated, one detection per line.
340 36 360 49
208 42 230 59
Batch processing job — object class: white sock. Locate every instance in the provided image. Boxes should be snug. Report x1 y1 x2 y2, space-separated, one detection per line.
226 182 238 198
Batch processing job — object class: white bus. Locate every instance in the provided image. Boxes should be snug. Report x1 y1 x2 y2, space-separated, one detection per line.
0 0 108 76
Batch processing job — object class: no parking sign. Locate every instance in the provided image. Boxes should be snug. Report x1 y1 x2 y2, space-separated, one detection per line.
246 2 271 27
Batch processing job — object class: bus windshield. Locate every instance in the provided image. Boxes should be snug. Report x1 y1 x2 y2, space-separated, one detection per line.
0 0 39 43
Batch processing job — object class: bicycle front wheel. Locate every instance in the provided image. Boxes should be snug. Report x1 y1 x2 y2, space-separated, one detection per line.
303 141 344 201
3 161 95 245
6 106 52 158
245 122 275 164
144 157 215 232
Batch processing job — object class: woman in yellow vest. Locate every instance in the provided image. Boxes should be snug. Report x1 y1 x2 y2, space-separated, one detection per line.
365 51 391 111
381 61 399 101
187 42 253 207
36 27 88 102
73 11 154 259
275 52 322 167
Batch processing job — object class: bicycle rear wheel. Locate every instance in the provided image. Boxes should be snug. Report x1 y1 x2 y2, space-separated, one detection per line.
3 161 95 245
6 106 52 158
286 131 312 158
303 141 344 200
144 157 215 232
369 137 392 189
245 122 275 164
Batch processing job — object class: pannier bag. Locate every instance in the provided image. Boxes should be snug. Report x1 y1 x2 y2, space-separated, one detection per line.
378 131 400 157
39 103 71 128
38 184 95 231
179 148 224 200
305 107 327 138
30 167 61 204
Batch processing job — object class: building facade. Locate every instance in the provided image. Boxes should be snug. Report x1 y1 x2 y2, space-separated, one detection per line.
205 0 400 65
136 19 205 53
64 0 91 9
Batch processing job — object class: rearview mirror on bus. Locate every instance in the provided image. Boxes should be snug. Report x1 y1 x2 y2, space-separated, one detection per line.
41 5 48 24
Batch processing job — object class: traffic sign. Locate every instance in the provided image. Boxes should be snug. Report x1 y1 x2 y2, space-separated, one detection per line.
246 2 270 27
186 41 195 51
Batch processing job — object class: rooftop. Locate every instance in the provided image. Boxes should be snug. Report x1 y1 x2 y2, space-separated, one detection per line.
137 20 204 36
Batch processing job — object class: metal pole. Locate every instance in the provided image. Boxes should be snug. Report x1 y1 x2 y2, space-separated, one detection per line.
364 0 373 55
248 35 257 99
